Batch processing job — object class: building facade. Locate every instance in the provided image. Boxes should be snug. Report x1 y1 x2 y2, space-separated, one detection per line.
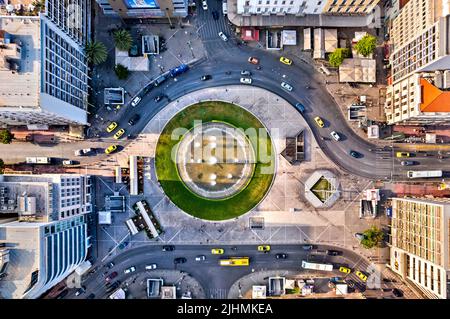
389 197 450 299
95 0 188 18
237 0 380 16
0 174 93 299
384 0 450 124
0 0 91 127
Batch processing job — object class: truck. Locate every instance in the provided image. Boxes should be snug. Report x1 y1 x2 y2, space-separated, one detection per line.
170 64 189 77
26 157 52 164
407 170 443 179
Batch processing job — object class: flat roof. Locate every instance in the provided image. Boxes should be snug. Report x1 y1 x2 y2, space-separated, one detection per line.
0 16 41 108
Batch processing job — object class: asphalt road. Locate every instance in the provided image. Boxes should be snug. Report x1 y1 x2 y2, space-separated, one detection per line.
73 244 379 299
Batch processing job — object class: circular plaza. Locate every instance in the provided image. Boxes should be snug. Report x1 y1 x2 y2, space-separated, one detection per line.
155 101 275 221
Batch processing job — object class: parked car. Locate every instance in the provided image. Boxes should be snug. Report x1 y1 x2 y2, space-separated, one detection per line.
275 253 288 259
211 248 224 255
240 77 252 84
301 245 314 251
350 150 361 158
145 264 157 270
248 56 259 65
401 161 415 166
355 270 368 282
154 95 163 102
201 74 212 81
202 0 208 10
212 10 219 20
118 241 129 250
106 122 118 133
106 281 121 293
329 276 343 283
330 131 341 141
314 116 325 128
131 96 141 107
326 249 342 256
128 114 140 126
240 70 251 76
195 255 206 261
124 266 136 274
105 144 118 154
339 266 351 274
113 128 125 140
75 286 86 296
295 102 305 113
281 81 293 91
162 245 175 252
218 31 228 41
174 257 187 264
105 271 118 283
279 56 293 65
392 288 404 297
62 160 74 166
355 233 365 241
106 262 115 269
74 148 93 156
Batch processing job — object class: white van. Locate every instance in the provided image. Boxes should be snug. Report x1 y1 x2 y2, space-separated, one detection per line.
222 1 228 15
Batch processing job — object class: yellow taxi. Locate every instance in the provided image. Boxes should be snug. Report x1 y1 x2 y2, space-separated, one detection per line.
114 128 125 139
106 122 118 133
257 245 271 252
339 266 351 274
105 145 118 154
396 152 410 158
314 116 325 128
211 248 224 255
355 270 368 282
279 56 293 65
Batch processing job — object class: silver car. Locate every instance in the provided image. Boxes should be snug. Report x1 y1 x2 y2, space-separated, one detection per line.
330 131 341 141
281 82 293 91
240 77 252 84
218 31 228 41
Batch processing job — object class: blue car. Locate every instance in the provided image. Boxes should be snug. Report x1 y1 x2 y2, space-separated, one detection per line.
295 102 305 113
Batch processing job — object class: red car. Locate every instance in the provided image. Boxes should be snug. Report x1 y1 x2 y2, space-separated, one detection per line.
248 57 259 65
105 271 118 283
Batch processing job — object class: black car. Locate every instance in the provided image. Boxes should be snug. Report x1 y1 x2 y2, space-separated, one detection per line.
392 288 403 298
275 253 288 259
128 114 140 126
87 293 96 299
350 150 361 158
106 281 120 293
154 95 164 102
162 245 175 252
326 250 342 256
174 257 187 264
212 10 219 20
201 75 212 81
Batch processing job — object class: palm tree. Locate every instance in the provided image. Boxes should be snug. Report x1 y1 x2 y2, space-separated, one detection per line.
113 29 133 52
85 41 108 65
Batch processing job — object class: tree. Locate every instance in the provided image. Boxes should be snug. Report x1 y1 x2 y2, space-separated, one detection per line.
114 64 129 80
355 35 377 57
0 159 4 174
360 226 384 249
0 129 14 144
113 29 134 52
328 48 350 67
85 41 108 65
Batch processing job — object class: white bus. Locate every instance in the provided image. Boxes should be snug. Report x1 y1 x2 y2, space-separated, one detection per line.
407 170 442 179
301 260 333 272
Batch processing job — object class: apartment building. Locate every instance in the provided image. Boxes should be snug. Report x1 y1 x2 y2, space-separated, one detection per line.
237 0 380 16
384 0 450 124
0 174 93 299
389 197 450 299
95 0 188 18
0 0 91 127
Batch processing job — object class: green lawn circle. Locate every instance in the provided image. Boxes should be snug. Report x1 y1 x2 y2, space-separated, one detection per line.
155 101 276 221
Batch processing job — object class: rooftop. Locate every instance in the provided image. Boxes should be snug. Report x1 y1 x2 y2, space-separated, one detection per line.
420 78 450 113
339 58 376 83
0 16 40 108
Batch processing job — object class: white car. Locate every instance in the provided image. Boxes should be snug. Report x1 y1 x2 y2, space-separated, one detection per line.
74 148 93 156
218 31 228 41
330 131 341 141
124 266 136 274
202 0 208 10
240 77 252 84
145 264 157 270
62 160 74 166
131 96 141 107
195 255 206 261
281 82 293 92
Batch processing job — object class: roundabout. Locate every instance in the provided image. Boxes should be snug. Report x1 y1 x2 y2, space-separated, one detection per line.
155 101 276 221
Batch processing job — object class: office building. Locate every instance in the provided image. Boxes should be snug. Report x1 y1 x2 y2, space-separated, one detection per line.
237 0 380 16
95 0 188 18
384 0 450 124
0 0 91 127
389 197 450 299
0 174 93 299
